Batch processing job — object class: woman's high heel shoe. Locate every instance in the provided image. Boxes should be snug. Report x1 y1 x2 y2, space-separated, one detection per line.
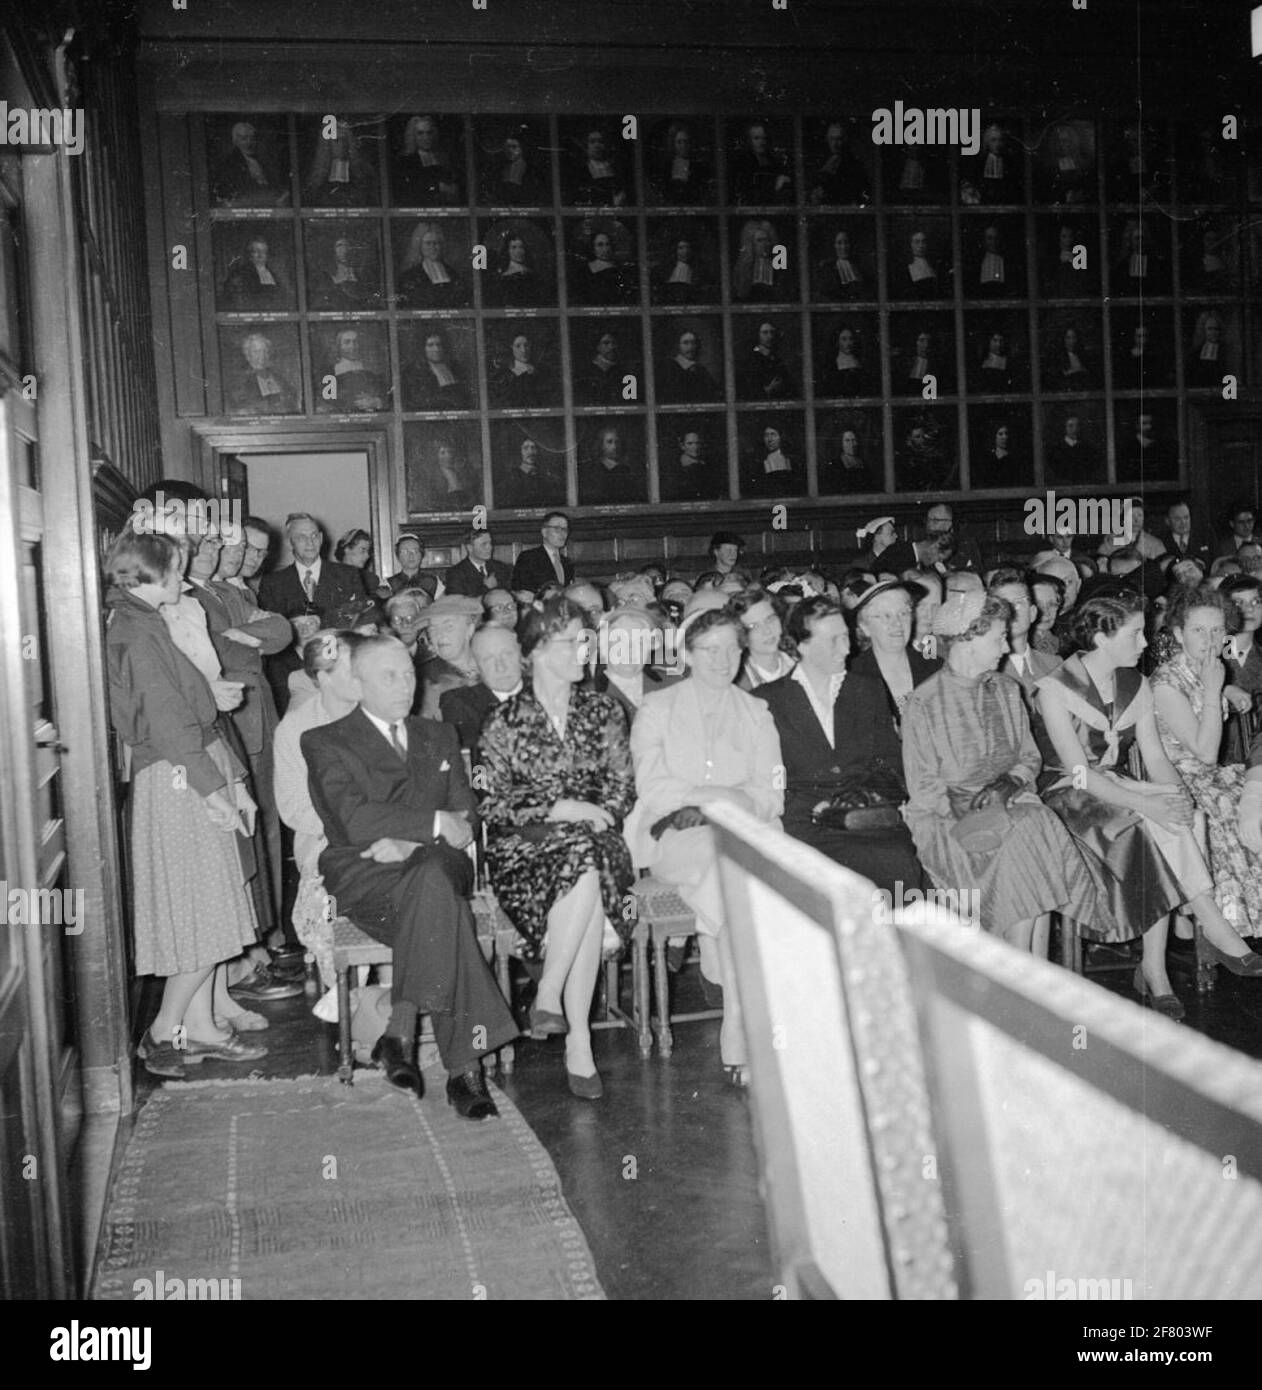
1199 938 1262 978
1132 966 1185 1021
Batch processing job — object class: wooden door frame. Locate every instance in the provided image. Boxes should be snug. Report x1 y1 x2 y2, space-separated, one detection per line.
191 421 395 567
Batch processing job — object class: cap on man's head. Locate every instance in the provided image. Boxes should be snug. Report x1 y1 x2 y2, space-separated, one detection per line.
422 595 483 622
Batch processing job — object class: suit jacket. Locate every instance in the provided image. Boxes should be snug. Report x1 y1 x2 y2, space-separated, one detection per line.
754 672 904 834
511 546 574 594
1000 648 1063 703
1157 527 1215 565
848 646 942 724
439 681 501 754
258 559 370 625
303 708 477 888
388 570 440 599
190 578 289 756
443 555 514 598
590 666 677 726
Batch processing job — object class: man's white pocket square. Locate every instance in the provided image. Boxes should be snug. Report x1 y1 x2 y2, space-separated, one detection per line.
439 759 451 771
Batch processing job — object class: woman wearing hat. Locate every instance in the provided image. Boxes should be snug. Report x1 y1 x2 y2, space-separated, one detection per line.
849 579 941 730
902 588 1098 951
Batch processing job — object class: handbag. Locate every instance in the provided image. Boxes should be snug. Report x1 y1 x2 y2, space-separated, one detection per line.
812 759 906 832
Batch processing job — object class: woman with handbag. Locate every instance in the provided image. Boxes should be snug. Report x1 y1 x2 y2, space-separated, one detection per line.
755 596 923 896
902 589 1098 953
1035 590 1260 1019
627 606 785 1086
479 598 636 1099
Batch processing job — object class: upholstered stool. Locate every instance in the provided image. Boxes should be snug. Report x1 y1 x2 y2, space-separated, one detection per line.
332 901 513 1084
629 876 722 1058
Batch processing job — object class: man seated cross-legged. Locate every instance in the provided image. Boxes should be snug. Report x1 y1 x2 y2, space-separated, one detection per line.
302 635 518 1119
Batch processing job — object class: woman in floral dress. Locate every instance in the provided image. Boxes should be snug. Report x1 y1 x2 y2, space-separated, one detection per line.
480 598 635 1098
1151 584 1262 937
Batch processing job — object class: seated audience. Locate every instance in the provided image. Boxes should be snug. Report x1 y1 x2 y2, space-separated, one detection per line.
1030 571 1067 656
512 513 575 594
105 530 266 1079
756 597 923 895
445 528 513 597
1035 591 1260 1019
902 589 1098 952
592 605 675 722
417 595 483 719
730 587 796 689
627 607 784 1087
988 567 1062 701
482 588 520 630
849 579 941 728
1151 585 1262 942
272 629 368 986
303 636 517 1116
480 600 636 1099
335 527 390 599
388 534 439 599
439 622 524 756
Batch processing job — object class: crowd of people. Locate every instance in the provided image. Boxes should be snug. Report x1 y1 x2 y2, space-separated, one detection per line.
104 485 1262 1115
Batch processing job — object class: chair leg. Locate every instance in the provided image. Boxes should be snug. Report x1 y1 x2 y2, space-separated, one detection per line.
652 932 673 1058
634 930 653 1059
336 964 354 1085
500 1042 514 1075
1192 917 1216 995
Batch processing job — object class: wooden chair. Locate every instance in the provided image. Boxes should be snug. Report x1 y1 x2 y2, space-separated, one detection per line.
333 889 515 1084
629 875 723 1059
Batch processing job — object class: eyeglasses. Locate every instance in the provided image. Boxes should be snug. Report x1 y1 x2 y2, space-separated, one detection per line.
1234 597 1262 610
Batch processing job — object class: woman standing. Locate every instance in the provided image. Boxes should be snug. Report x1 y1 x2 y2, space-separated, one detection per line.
628 607 784 1085
1036 591 1261 1019
1151 586 1262 944
480 600 636 1098
903 590 1097 951
105 531 266 1078
334 527 390 601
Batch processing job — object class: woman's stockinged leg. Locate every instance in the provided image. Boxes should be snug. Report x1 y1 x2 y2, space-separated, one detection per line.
150 965 215 1042
562 897 605 1079
537 868 602 1017
716 927 747 1069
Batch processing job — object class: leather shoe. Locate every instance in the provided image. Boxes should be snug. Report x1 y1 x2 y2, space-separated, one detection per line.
447 1066 498 1120
528 1006 569 1040
372 1034 423 1096
566 1069 603 1100
228 964 303 1002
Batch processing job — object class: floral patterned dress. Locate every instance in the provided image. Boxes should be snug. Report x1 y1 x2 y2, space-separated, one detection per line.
479 684 636 959
1151 651 1262 934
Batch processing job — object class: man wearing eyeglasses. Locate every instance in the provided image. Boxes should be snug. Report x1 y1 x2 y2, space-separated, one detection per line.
511 512 576 596
1157 499 1214 567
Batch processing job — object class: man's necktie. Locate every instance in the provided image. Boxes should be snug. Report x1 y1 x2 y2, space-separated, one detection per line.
390 722 407 760
303 569 316 602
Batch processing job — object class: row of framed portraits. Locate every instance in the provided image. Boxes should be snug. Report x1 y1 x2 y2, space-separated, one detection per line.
204 113 1260 213
209 211 1259 313
219 305 1250 418
400 400 1178 513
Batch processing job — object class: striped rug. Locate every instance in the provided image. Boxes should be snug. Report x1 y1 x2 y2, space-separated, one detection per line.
92 1071 603 1300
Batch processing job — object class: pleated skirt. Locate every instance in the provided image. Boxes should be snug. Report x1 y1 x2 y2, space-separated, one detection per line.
129 740 260 976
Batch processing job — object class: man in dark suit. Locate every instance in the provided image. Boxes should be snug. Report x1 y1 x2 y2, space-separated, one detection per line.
1217 503 1257 561
988 569 1062 714
303 637 517 1116
439 623 524 756
258 512 372 713
444 527 513 598
388 534 440 600
1157 500 1215 566
924 503 983 574
511 512 575 594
